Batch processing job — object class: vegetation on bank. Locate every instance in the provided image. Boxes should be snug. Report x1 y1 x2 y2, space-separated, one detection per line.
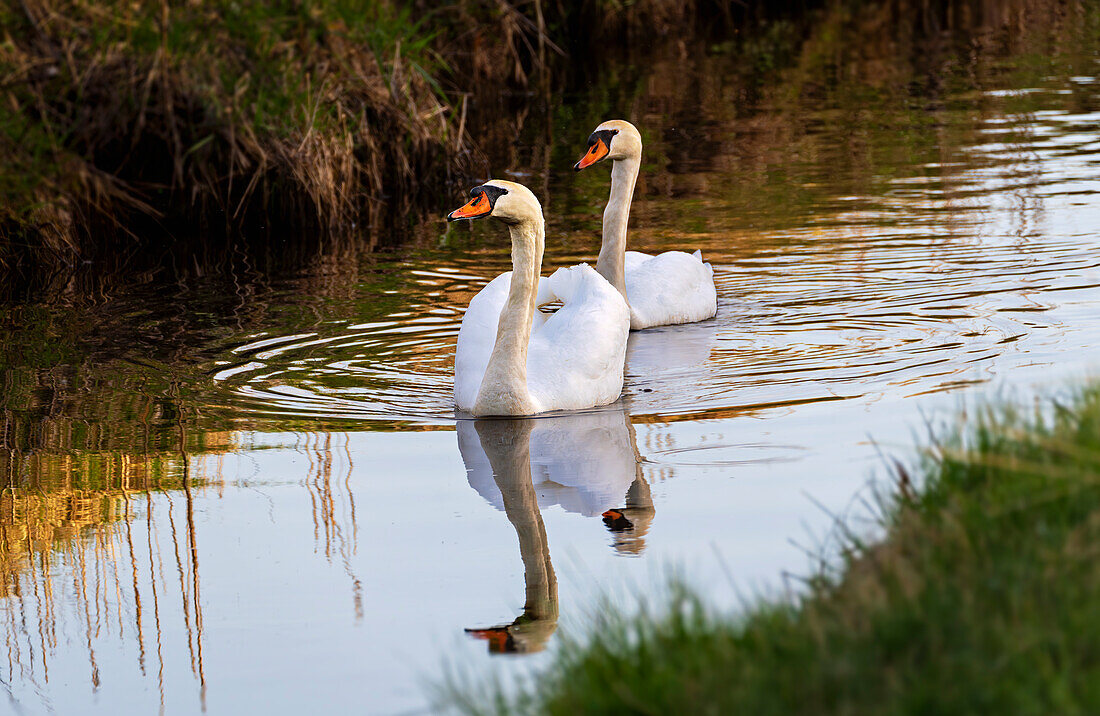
0 0 1090 290
0 0 748 279
1 1 469 267
458 385 1100 714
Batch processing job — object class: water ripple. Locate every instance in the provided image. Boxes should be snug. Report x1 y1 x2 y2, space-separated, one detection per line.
203 92 1100 428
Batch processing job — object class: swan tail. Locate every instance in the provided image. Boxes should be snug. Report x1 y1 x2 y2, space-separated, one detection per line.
690 249 714 278
542 264 587 302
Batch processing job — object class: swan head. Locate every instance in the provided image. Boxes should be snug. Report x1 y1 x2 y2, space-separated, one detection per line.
446 179 543 226
574 119 641 171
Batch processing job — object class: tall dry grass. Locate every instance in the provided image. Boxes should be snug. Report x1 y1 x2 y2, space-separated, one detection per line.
0 1 473 271
0 0 795 290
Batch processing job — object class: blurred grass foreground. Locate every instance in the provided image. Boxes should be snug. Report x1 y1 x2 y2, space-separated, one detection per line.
456 386 1100 714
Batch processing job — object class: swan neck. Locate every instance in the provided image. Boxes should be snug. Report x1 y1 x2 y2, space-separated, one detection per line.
473 218 544 415
596 155 639 298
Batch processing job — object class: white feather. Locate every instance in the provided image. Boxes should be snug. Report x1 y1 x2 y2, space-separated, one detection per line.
623 250 717 330
455 264 629 414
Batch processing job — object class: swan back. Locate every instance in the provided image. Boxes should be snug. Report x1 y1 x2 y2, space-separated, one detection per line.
624 250 717 329
454 263 628 414
527 264 629 411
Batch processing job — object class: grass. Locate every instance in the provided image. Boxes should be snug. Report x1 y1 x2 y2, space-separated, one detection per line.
0 0 467 273
0 0 756 288
456 384 1100 714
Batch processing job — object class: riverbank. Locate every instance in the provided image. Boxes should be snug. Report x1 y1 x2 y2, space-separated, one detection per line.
4 0 1078 297
0 0 753 288
460 384 1100 714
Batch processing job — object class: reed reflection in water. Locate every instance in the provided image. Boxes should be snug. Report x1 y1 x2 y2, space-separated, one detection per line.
458 406 654 653
0 424 363 712
0 448 218 711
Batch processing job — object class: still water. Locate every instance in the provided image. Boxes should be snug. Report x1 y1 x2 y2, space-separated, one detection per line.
5 18 1100 715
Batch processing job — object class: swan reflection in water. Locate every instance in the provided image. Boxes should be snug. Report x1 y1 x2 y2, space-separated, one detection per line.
457 406 653 653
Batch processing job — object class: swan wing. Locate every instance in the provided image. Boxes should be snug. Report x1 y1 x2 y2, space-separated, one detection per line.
625 250 717 329
526 264 630 412
624 250 653 274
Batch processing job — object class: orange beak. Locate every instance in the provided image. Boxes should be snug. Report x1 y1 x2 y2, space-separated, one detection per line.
574 138 609 171
447 192 492 221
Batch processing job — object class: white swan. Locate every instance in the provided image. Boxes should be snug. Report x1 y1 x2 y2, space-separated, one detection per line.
448 179 630 416
575 119 718 330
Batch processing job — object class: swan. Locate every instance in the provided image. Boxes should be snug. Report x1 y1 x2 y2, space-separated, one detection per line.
447 179 630 416
574 119 718 330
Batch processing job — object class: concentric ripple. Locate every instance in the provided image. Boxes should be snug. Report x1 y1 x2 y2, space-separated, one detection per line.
204 83 1100 428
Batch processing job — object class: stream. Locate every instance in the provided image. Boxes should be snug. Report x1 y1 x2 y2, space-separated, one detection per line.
3 16 1100 714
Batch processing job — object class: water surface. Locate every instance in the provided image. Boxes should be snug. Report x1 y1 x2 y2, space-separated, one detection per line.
4 12 1100 714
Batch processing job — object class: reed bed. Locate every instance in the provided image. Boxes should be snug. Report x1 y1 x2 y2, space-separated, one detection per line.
0 1 468 272
0 0 756 285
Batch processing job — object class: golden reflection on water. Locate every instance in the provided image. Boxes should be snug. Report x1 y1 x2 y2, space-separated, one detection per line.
0 424 367 708
0 450 219 709
300 431 363 620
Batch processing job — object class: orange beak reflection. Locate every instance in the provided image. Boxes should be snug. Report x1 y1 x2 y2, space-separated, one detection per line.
447 192 492 221
466 627 514 653
574 138 609 171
